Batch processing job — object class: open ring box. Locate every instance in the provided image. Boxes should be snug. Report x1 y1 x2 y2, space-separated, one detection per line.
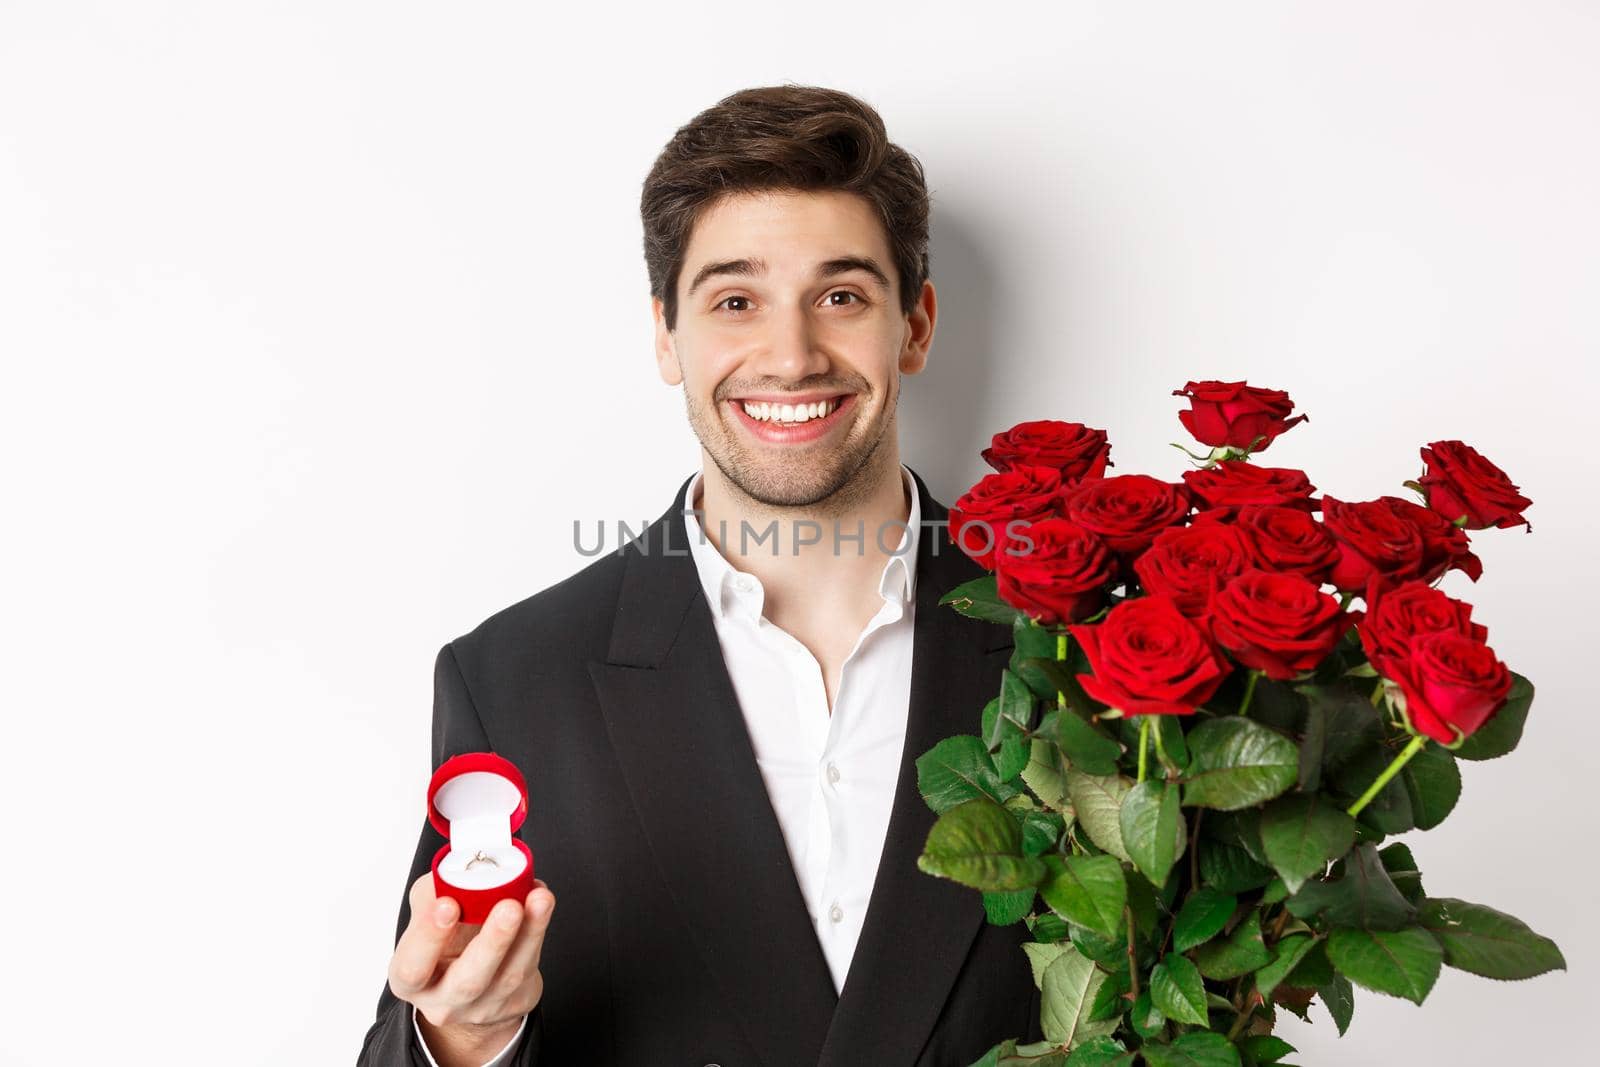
427 752 535 925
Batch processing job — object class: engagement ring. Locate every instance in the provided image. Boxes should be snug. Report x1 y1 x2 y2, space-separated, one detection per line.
464 850 499 870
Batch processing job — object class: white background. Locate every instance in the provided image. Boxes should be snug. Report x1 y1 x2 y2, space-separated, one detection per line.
3 2 1595 1063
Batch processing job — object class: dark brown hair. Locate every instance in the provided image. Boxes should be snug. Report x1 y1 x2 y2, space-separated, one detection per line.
640 84 931 332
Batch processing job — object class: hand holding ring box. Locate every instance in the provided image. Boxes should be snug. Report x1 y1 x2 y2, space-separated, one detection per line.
426 752 535 924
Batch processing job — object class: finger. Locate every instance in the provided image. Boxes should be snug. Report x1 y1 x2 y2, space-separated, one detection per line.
389 878 462 999
496 880 556 985
438 897 525 1004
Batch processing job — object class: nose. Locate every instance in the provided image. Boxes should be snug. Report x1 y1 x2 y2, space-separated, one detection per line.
746 302 831 382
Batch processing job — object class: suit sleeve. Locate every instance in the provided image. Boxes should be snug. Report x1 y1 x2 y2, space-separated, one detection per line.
356 642 544 1066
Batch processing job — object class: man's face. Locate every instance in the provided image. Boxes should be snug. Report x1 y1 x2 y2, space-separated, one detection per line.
653 188 934 510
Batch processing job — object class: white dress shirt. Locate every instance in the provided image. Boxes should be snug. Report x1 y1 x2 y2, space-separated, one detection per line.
415 465 920 1064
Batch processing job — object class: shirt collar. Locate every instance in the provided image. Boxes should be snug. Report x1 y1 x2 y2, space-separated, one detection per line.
683 465 920 622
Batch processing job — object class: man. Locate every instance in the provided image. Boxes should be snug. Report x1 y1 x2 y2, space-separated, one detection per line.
359 84 1044 1067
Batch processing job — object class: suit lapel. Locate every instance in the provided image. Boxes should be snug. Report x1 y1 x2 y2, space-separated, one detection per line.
588 476 838 1067
589 469 1013 1067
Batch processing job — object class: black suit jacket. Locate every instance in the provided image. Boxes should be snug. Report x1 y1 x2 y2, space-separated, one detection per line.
358 467 1046 1066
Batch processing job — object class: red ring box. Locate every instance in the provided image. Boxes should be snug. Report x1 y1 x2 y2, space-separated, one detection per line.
427 752 535 925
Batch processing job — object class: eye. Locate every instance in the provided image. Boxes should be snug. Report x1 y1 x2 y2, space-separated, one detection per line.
714 295 753 314
826 290 866 307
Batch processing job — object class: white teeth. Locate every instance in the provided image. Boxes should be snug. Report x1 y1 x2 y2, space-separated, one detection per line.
740 398 838 423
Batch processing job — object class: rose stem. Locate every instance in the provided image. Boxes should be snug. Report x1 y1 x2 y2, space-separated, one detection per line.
1346 735 1429 818
1136 717 1151 783
1056 632 1068 713
1238 669 1260 718
1151 717 1171 775
1125 905 1140 1001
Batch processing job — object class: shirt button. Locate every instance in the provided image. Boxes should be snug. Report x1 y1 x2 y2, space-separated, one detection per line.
829 902 844 924
826 762 841 785
734 574 755 593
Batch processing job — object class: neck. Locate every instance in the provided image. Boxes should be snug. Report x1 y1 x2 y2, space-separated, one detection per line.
692 445 913 611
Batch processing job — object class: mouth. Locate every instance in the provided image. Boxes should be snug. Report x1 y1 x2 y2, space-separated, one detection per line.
727 393 855 444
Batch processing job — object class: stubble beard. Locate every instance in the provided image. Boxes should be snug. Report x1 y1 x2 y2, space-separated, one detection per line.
684 377 900 517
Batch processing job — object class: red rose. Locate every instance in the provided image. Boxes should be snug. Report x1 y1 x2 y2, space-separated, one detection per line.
1356 573 1488 675
1205 569 1353 681
1173 380 1309 453
1229 505 1342 585
1180 461 1319 519
982 420 1114 483
1380 496 1483 584
1385 632 1513 744
1418 440 1532 532
948 466 1067 570
1132 523 1255 616
1321 495 1426 593
1062 474 1192 559
994 518 1115 626
1068 595 1233 716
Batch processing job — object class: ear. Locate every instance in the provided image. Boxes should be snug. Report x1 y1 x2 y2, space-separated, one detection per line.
898 279 936 375
652 295 683 386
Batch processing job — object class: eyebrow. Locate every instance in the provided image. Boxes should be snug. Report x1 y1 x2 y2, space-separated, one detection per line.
684 255 892 299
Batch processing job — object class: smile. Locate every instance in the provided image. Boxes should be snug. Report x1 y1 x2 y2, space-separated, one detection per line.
728 393 854 443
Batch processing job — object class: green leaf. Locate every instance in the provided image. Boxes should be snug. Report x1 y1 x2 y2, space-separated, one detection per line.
1065 1037 1137 1066
1378 842 1424 905
1087 969 1132 1022
982 887 1036 926
1023 940 1071 989
1040 853 1128 940
1330 742 1414 835
1316 973 1355 1035
1001 668 1037 734
1022 811 1064 857
1197 838 1273 895
1068 922 1127 969
1192 910 1272 980
941 574 1023 626
1418 897 1567 980
1258 793 1357 894
1182 718 1299 811
1326 926 1443 1004
1015 615 1059 659
1282 939 1334 988
1254 933 1316 998
1129 990 1165 1037
1297 681 1384 771
1153 714 1191 771
1119 780 1185 888
1286 843 1415 931
1066 770 1133 862
1024 739 1072 810
1057 706 1124 776
1173 888 1237 952
1012 1041 1073 1064
1205 810 1268 866
998 729 1033 782
1150 952 1209 1026
917 735 1019 813
1040 942 1119 1048
1452 672 1532 761
1237 1035 1296 1064
1031 912 1070 943
1401 742 1461 830
1141 1032 1243 1067
918 797 1048 891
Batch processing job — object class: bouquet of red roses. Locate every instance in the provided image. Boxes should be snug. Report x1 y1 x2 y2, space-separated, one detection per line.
915 381 1562 1067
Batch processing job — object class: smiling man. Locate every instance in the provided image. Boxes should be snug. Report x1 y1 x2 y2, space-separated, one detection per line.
359 85 1043 1067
